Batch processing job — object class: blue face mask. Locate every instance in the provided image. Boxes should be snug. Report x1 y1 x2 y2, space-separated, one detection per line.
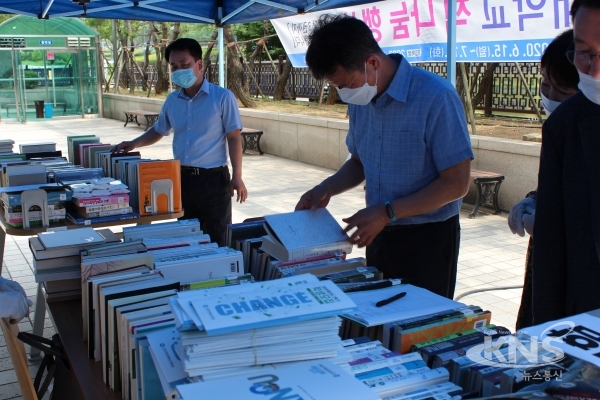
172 68 198 89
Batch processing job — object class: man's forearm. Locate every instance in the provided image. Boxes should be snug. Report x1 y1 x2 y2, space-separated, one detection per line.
132 127 163 149
389 159 471 220
227 134 243 178
320 156 365 196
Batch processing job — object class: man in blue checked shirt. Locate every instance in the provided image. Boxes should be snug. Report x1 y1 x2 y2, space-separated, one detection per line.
296 16 473 299
113 38 247 247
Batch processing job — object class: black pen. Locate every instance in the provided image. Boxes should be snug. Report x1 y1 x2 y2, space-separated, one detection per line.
343 279 402 293
375 291 407 307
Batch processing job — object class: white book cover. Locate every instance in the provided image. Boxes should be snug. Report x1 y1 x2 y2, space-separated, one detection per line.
261 208 353 261
147 328 188 391
175 275 320 331
38 227 106 250
519 308 600 367
191 279 357 335
343 284 465 327
176 360 380 400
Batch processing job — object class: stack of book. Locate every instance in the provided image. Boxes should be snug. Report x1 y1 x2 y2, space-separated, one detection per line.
0 183 72 227
0 139 14 155
66 177 138 224
339 339 466 399
29 227 120 300
162 274 358 394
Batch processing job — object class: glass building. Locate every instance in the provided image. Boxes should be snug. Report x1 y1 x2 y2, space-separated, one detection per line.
0 15 100 122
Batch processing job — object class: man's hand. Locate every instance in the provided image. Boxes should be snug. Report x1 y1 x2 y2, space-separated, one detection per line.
295 184 331 211
111 141 136 154
342 205 389 248
230 176 248 203
508 196 536 237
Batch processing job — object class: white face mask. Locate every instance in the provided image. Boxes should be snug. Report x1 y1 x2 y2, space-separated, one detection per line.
337 64 378 106
540 91 562 116
578 70 600 105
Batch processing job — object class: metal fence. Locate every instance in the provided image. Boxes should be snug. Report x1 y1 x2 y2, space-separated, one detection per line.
125 60 543 116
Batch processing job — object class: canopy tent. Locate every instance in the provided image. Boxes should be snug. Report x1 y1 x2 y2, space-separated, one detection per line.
0 0 458 86
0 0 381 25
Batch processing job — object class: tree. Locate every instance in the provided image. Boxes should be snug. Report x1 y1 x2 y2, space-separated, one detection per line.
232 21 284 60
224 26 255 108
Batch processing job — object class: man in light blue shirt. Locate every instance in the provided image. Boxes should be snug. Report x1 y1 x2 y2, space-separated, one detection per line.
296 16 473 298
113 38 247 246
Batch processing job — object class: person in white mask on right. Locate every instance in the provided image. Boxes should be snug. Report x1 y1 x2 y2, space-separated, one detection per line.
507 29 579 330
531 0 600 324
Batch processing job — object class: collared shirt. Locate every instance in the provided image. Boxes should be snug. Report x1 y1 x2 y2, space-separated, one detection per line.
346 54 473 225
153 78 242 168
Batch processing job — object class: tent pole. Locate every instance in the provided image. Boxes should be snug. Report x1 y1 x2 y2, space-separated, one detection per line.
218 27 224 87
446 0 457 87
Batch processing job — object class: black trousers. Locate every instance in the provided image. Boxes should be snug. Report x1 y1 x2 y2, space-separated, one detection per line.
366 214 461 299
179 167 231 247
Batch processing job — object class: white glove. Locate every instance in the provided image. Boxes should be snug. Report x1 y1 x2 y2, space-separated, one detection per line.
508 196 536 237
522 206 535 237
0 277 33 323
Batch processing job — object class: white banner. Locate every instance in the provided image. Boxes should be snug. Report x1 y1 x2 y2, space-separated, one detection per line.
271 0 574 67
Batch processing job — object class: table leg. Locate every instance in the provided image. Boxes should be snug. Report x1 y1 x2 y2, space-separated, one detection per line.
28 282 45 362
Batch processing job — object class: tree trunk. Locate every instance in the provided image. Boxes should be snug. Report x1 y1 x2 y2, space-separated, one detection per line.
246 38 265 95
472 63 498 108
274 60 292 101
223 25 255 108
153 22 171 95
202 29 219 78
327 86 338 105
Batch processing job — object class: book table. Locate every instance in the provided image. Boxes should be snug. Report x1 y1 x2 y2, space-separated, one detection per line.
0 211 184 366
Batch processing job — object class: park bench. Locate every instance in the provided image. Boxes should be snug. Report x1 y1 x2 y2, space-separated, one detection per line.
241 127 264 155
4 102 66 118
123 110 159 130
468 169 505 218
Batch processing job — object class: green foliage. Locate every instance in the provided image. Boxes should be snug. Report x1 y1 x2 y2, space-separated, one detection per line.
232 21 285 60
23 70 39 89
0 14 12 24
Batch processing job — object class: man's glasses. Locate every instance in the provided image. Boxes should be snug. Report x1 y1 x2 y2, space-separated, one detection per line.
566 50 600 67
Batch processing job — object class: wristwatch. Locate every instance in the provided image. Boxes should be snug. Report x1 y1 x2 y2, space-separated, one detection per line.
385 201 397 222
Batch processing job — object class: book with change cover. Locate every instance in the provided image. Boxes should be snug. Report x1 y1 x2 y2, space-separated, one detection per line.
260 208 353 262
190 278 357 335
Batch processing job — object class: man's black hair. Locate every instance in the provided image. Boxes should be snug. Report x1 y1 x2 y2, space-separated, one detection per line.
571 0 600 20
541 29 579 91
305 14 382 79
165 38 202 62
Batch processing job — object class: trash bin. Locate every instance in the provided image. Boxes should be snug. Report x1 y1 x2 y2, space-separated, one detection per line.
44 104 53 119
34 100 44 118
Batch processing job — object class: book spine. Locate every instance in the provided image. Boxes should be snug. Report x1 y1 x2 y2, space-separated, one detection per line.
79 206 133 219
399 313 490 354
72 194 129 206
417 332 486 365
76 203 129 213
66 211 140 225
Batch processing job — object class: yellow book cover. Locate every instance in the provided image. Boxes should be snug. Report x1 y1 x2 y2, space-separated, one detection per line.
137 160 181 216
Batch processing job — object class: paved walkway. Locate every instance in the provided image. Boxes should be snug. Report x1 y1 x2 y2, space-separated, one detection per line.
0 117 529 399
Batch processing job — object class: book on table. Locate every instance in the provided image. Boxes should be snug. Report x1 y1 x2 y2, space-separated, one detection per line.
260 208 352 262
176 360 380 400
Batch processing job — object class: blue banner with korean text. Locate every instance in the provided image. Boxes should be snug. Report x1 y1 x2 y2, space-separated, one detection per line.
272 0 574 67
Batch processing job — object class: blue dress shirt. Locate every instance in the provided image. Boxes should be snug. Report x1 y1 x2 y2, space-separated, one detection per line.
346 54 474 225
153 78 242 168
